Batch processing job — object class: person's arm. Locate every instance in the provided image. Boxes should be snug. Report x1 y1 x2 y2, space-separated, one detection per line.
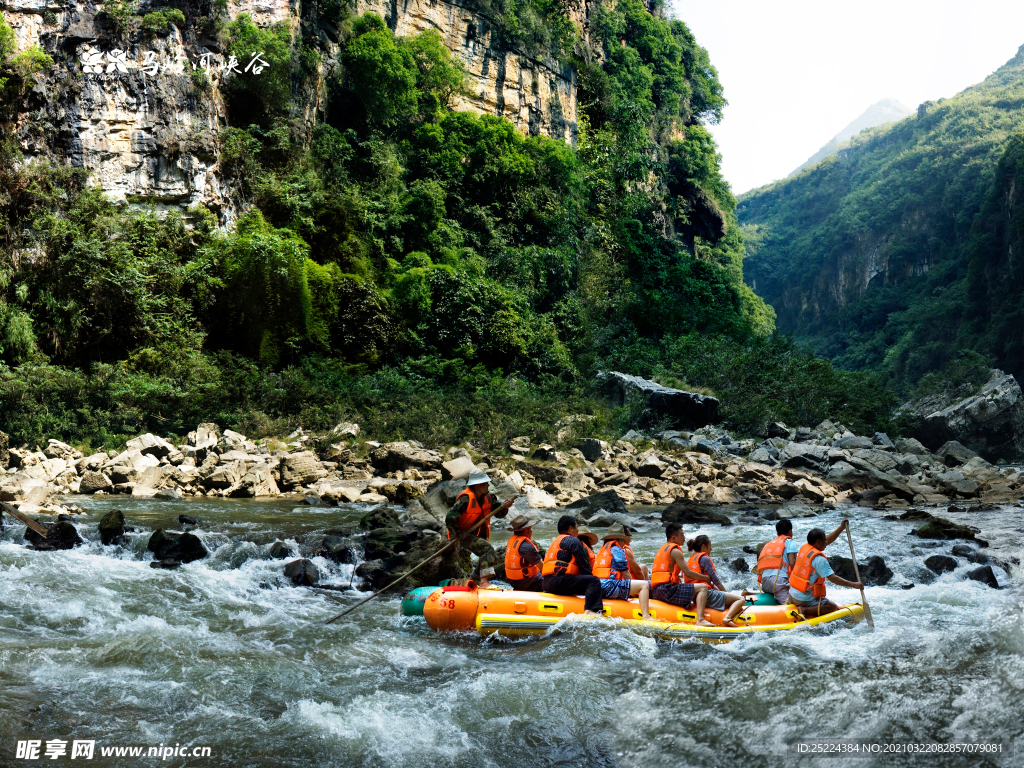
824 519 849 546
445 496 470 538
521 540 543 566
611 545 630 578
488 493 513 518
827 574 863 589
569 538 593 575
625 548 645 579
672 548 711 583
701 554 725 591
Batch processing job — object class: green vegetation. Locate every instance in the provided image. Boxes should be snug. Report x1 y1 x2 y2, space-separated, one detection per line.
740 45 1024 394
141 9 186 35
0 7 896 446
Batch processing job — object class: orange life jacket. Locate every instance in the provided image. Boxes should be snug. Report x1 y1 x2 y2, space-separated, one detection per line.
651 542 682 585
583 543 596 569
594 541 628 580
684 551 717 588
756 534 793 585
541 534 580 576
452 488 492 540
789 543 828 598
505 534 540 580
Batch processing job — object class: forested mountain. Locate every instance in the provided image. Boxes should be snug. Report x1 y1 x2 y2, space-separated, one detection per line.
740 45 1024 395
789 98 912 177
0 0 895 445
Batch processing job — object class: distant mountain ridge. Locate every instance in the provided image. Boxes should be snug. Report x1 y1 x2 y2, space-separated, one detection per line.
738 43 1024 391
790 98 913 176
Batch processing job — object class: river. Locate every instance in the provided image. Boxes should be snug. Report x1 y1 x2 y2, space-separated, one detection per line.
1 497 1022 767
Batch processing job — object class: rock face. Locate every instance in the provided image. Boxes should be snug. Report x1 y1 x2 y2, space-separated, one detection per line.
904 371 1024 460
0 0 581 224
596 372 720 429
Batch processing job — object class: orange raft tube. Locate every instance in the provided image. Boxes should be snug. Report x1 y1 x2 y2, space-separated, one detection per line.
423 585 865 643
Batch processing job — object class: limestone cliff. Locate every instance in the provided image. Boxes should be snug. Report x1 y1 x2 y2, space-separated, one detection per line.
0 0 579 224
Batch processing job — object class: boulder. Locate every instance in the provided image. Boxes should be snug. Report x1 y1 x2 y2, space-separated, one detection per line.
441 456 477 481
967 565 1000 589
125 433 175 459
747 447 776 464
147 529 209 563
321 531 359 563
924 555 957 574
370 442 443 473
0 476 51 505
329 422 361 439
283 558 320 586
236 464 280 497
834 436 874 451
188 423 220 448
908 371 1024 461
935 441 980 467
507 436 531 455
131 485 159 498
419 480 466 519
24 520 83 550
777 442 829 471
597 471 631 487
279 452 322 488
97 509 126 545
268 541 293 559
634 453 668 478
951 543 988 564
850 449 898 474
515 461 570 484
895 437 931 456
912 517 982 542
523 486 558 509
178 515 200 526
596 371 719 429
660 500 732 526
567 489 629 518
731 557 750 573
155 487 184 501
576 438 610 462
765 422 789 438
150 559 181 570
827 555 893 586
79 471 113 495
201 460 243 490
381 481 424 505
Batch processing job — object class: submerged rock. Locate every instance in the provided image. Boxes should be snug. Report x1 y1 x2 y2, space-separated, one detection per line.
924 554 957 574
150 559 181 570
827 555 893 586
967 565 1001 588
147 529 208 563
912 517 983 543
25 520 83 550
283 558 320 586
268 541 293 559
97 509 126 545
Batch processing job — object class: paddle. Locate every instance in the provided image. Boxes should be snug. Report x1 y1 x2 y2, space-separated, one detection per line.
845 523 875 629
1 500 49 537
323 495 520 625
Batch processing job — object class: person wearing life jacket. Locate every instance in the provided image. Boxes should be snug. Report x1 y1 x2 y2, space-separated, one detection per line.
541 515 603 614
789 522 863 618
444 472 514 588
621 526 648 580
756 519 801 605
685 535 752 628
503 515 543 591
650 522 714 627
594 523 652 620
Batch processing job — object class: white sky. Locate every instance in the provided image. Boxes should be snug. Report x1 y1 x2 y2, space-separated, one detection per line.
670 0 1024 194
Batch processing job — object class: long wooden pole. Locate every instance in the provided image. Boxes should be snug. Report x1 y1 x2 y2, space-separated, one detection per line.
324 498 516 625
1 501 49 537
845 524 875 629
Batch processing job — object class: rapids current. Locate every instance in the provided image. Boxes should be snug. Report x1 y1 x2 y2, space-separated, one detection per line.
1 497 1023 768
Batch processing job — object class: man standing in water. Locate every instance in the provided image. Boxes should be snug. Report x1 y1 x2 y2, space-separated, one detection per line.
445 472 513 588
789 521 863 618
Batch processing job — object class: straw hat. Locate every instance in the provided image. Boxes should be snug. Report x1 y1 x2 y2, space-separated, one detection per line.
601 523 629 541
507 515 534 532
576 525 598 546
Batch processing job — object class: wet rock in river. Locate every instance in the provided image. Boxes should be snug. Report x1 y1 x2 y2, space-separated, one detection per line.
150 559 181 570
731 557 750 573
178 514 200 526
284 558 320 586
567 489 629 518
828 555 893 586
25 520 83 550
912 517 983 543
899 509 934 522
967 565 1001 588
147 529 208 563
321 531 359 564
660 500 732 526
268 541 293 559
951 543 988 564
924 555 957 574
97 509 126 545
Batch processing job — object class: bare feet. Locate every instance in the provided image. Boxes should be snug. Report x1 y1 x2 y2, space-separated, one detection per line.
584 610 601 616
641 614 653 621
722 619 739 628
696 619 716 627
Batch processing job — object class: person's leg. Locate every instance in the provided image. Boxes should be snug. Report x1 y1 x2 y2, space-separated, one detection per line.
629 580 652 620
773 582 792 606
524 573 543 592
465 536 497 587
582 575 604 614
694 585 713 627
722 592 745 626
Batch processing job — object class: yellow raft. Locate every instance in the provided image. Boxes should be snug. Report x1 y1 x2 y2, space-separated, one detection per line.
423 584 865 643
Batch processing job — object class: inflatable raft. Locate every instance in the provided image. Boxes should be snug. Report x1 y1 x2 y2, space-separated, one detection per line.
418 584 864 642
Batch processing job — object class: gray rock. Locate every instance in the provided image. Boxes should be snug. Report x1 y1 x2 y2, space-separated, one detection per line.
873 432 894 447
236 464 280 497
279 452 322 488
97 509 126 545
370 442 444 472
576 438 610 462
895 437 931 456
833 436 874 450
850 448 898 474
596 371 719 429
155 487 184 501
567 489 629 517
441 456 476 481
765 422 789 438
25 520 82 551
125 433 175 459
634 453 668 478
967 565 1000 588
951 543 988 564
597 471 631 486
79 471 113 495
828 555 893 585
908 371 1024 461
777 442 829 471
268 541 293 559
748 447 775 464
935 440 980 467
515 461 570 484
660 500 732 526
924 554 957 574
731 557 750 573
284 558 320 586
